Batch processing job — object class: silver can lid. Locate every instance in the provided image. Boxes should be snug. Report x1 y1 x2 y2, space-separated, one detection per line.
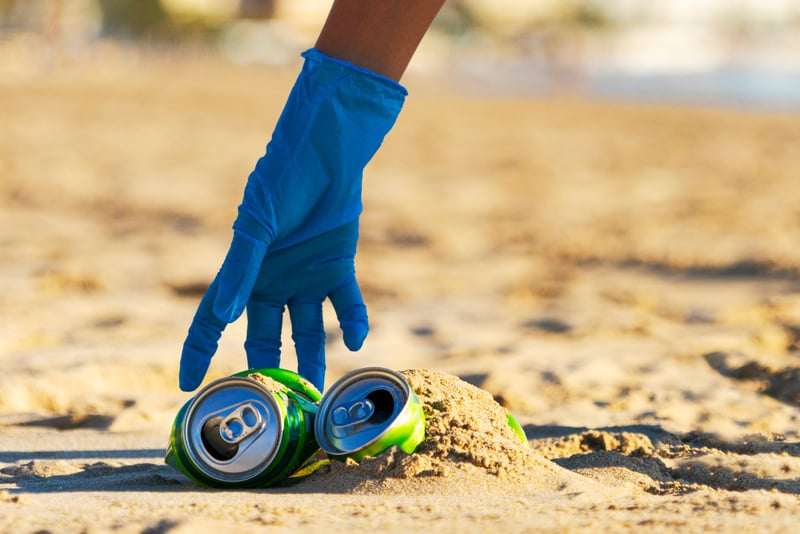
183 376 283 483
315 367 411 457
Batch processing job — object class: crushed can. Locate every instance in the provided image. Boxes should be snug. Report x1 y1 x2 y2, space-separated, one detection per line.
314 367 426 461
165 368 321 488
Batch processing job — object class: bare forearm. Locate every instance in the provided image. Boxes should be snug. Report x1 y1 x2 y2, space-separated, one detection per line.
314 0 446 81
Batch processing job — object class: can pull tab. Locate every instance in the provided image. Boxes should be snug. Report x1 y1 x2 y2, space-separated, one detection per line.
219 403 263 445
332 399 375 429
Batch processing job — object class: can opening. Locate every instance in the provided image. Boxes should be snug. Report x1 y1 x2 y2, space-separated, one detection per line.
365 388 395 425
201 417 239 461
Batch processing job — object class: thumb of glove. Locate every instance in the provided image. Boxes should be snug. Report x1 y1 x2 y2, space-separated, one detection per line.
178 231 268 391
213 230 268 323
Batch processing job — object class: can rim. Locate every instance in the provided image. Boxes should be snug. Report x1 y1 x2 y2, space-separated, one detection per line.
314 367 415 456
183 376 284 483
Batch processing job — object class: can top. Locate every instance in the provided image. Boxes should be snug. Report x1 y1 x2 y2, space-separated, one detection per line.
183 376 283 483
315 367 414 456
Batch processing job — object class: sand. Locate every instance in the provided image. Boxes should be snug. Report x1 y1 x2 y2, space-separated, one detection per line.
2 45 800 532
292 368 617 500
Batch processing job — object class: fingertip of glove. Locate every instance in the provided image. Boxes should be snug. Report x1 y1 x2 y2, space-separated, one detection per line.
178 372 201 392
178 382 197 392
342 320 368 351
179 344 211 392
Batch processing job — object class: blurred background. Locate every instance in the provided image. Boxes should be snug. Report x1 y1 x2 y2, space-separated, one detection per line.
2 0 800 109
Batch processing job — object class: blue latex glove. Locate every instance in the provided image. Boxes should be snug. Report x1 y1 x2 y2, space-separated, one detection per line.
179 49 407 392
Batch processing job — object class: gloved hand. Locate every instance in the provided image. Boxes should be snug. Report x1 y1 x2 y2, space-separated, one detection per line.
179 48 407 392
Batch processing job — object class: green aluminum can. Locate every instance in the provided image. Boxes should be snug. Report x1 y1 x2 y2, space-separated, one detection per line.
165 368 321 488
314 367 426 461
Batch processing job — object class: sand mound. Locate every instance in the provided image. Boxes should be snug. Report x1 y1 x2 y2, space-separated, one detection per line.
402 368 532 475
293 369 622 498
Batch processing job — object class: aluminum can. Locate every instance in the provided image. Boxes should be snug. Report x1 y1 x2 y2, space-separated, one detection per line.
165 368 321 488
314 367 425 461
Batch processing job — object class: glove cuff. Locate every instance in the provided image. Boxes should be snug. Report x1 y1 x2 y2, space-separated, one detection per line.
301 48 408 96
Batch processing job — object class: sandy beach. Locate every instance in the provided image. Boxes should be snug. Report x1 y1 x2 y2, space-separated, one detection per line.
2 47 800 532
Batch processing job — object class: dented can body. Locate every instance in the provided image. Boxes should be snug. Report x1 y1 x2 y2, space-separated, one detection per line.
314 367 425 461
165 368 321 488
